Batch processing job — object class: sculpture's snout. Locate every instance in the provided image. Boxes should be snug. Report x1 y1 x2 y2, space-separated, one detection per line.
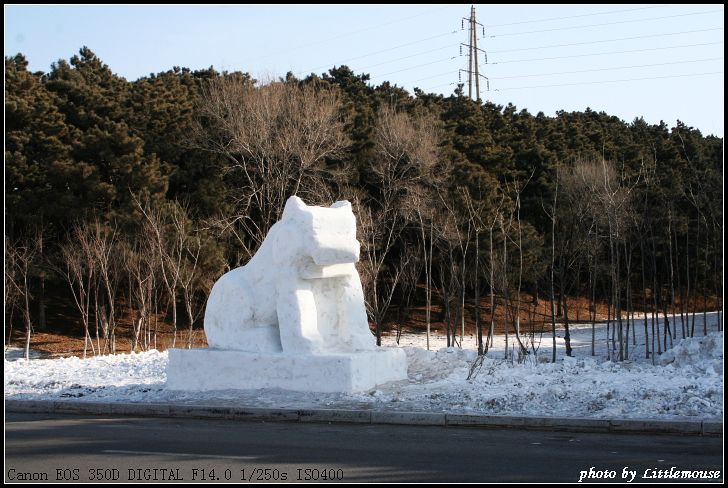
311 239 360 266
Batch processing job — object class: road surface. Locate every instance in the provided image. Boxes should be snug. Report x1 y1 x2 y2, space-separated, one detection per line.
5 412 723 483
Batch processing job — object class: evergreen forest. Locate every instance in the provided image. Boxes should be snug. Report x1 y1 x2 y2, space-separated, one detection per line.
5 47 723 360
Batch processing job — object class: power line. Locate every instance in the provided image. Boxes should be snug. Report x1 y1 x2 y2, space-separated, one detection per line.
399 56 723 87
420 81 457 92
263 6 452 58
492 71 723 91
421 71 724 94
488 27 723 54
491 41 724 65
372 56 457 79
401 69 456 85
355 43 457 72
490 9 724 38
490 58 723 80
485 4 671 29
296 30 459 76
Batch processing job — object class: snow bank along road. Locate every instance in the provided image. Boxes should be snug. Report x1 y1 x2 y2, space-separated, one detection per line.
4 312 723 431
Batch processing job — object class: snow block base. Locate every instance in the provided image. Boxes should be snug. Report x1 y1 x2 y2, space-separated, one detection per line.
166 347 408 393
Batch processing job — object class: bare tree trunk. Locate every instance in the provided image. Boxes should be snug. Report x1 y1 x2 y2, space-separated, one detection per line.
442 280 452 348
667 209 677 340
427 224 433 349
94 284 102 354
640 234 650 359
417 213 432 350
6 305 16 352
685 226 691 337
8 239 39 360
22 266 32 360
652 263 662 356
37 273 46 332
675 226 686 339
559 265 572 357
550 181 558 363
475 230 483 355
606 294 612 361
171 293 178 348
186 296 195 349
715 229 723 332
502 217 509 360
623 239 633 360
487 226 495 352
514 191 528 356
662 299 673 350
589 254 596 356
702 228 709 336
690 221 699 337
615 235 624 362
460 266 466 348
652 307 660 365
563 298 572 357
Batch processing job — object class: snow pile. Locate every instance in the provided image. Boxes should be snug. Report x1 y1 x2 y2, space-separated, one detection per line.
658 333 723 372
4 326 723 421
355 342 722 419
4 350 167 401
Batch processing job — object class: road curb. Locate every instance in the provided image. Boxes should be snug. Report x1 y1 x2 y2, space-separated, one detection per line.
5 399 721 436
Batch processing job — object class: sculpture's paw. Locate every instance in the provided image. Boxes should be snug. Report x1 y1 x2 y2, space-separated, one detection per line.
350 335 377 352
287 334 324 355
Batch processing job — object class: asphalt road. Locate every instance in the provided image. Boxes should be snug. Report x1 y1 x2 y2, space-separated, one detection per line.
5 413 724 483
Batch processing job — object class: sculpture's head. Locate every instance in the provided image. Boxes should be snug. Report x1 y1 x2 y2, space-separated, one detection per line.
280 195 360 266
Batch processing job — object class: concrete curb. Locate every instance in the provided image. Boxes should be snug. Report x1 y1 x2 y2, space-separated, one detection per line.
5 399 721 436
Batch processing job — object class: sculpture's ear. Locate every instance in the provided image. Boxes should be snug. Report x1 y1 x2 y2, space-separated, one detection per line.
282 195 306 220
330 200 352 210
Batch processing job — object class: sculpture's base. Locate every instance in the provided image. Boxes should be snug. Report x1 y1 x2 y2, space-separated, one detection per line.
166 348 408 393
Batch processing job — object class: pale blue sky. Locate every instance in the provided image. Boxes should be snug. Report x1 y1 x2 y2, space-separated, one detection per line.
5 4 724 136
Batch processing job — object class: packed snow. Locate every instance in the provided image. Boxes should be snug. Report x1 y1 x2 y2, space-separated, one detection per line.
4 312 723 421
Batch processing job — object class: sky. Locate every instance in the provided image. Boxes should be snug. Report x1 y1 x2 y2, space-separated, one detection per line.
4 4 724 137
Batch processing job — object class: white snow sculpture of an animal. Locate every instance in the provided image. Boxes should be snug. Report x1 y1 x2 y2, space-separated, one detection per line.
203 195 375 354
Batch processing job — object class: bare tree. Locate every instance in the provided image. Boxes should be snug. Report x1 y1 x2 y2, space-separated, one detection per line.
167 207 221 349
135 196 185 347
394 252 421 344
565 159 638 361
557 164 604 357
122 227 158 353
6 235 40 360
543 172 559 363
406 160 451 351
437 189 473 348
359 105 440 345
484 192 506 354
357 203 410 346
58 223 98 357
5 238 20 350
434 206 463 348
88 219 122 354
460 184 492 356
502 173 535 358
195 76 348 260
410 189 437 350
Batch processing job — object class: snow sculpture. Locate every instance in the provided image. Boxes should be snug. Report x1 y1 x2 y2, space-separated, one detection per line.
166 196 407 393
203 195 376 354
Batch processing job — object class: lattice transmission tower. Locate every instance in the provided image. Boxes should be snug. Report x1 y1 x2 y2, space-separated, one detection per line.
459 5 489 101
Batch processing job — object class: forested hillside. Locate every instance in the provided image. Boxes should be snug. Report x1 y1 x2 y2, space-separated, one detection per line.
5 47 723 359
